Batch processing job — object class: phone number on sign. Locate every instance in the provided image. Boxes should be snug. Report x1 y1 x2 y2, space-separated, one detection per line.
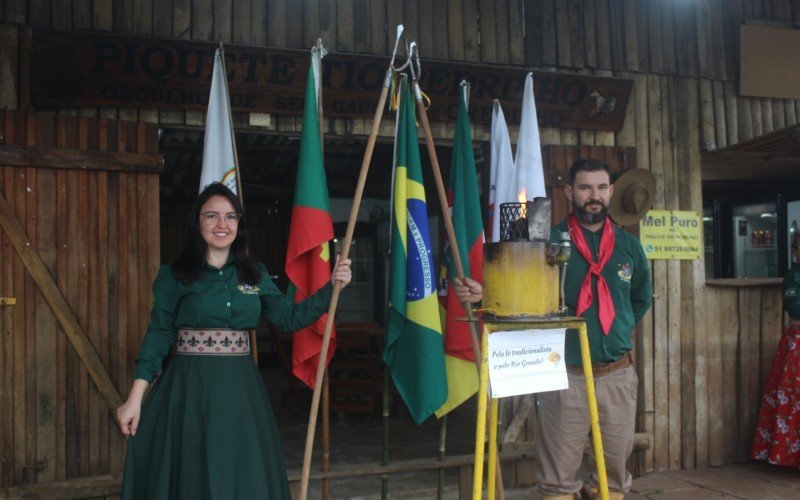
652 245 698 253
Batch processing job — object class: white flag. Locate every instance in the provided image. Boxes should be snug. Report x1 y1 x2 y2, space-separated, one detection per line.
510 72 545 202
487 100 515 243
199 48 238 194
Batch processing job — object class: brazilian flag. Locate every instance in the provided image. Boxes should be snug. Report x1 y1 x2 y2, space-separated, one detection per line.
383 77 447 425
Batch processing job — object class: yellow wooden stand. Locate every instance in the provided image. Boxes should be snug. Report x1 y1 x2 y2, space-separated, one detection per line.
472 318 609 500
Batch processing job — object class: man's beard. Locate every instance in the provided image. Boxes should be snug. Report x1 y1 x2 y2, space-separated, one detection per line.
573 199 609 225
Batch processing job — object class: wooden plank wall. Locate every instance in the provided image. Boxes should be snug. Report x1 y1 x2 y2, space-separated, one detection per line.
0 109 160 487
0 0 797 477
703 285 783 465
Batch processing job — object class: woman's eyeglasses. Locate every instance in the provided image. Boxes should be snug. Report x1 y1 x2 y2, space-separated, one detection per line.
201 212 241 224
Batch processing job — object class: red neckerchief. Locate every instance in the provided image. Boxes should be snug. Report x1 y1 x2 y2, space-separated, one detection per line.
568 214 616 334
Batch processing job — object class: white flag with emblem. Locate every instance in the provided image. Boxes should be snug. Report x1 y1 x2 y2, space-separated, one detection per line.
199 48 238 194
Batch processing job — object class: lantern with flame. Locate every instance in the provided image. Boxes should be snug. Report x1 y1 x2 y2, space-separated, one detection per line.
482 197 570 318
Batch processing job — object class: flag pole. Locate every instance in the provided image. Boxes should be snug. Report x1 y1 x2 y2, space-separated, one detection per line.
409 48 506 500
408 48 480 379
299 25 405 500
217 42 259 366
381 363 390 500
218 42 245 204
382 52 416 500
438 414 447 499
312 37 332 500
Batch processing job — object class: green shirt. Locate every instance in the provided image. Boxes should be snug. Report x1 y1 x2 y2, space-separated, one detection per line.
551 220 652 365
782 263 800 319
134 260 333 382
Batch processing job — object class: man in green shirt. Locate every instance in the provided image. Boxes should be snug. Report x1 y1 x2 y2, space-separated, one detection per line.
537 159 652 500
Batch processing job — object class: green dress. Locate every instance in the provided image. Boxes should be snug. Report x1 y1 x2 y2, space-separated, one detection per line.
121 260 332 500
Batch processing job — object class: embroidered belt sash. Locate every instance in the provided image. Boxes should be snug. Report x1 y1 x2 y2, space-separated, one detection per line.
175 328 250 355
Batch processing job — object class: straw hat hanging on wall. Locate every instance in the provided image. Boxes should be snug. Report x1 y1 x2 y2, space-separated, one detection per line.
609 168 657 226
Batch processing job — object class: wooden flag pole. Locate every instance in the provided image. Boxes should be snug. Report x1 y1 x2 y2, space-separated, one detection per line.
312 38 332 500
299 25 405 500
217 42 258 366
409 51 506 500
409 73 480 376
218 42 245 204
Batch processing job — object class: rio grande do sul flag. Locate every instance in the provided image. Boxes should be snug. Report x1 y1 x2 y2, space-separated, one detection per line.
199 48 238 194
285 56 335 389
383 77 447 425
435 85 481 418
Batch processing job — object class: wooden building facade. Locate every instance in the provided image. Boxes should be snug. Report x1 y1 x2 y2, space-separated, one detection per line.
1 0 799 496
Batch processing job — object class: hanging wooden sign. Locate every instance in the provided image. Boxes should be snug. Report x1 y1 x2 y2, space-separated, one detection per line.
30 28 632 131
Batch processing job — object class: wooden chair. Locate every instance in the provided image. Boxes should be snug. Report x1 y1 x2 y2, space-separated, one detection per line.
329 322 383 423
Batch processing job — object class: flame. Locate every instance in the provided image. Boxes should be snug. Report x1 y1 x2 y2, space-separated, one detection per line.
517 188 527 204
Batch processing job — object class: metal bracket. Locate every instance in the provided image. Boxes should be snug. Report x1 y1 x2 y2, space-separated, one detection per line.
0 297 16 306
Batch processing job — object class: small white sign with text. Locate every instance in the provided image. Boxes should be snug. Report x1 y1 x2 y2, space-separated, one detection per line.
487 328 568 398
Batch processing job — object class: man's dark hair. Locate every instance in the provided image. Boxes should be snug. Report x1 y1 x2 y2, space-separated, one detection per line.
171 182 261 286
568 159 613 185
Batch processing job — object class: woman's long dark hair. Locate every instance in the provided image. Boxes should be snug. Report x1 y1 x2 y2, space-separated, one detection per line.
171 183 261 285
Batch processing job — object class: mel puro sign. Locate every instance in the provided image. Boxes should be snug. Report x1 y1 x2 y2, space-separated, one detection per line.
640 210 703 260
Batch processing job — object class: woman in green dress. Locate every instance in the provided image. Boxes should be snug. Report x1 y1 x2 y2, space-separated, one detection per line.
116 182 351 499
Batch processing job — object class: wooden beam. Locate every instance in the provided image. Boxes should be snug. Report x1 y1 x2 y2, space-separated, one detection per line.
705 278 782 287
288 434 651 482
701 152 800 181
1 472 122 499
0 193 125 422
0 25 19 110
0 145 163 174
0 434 651 496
